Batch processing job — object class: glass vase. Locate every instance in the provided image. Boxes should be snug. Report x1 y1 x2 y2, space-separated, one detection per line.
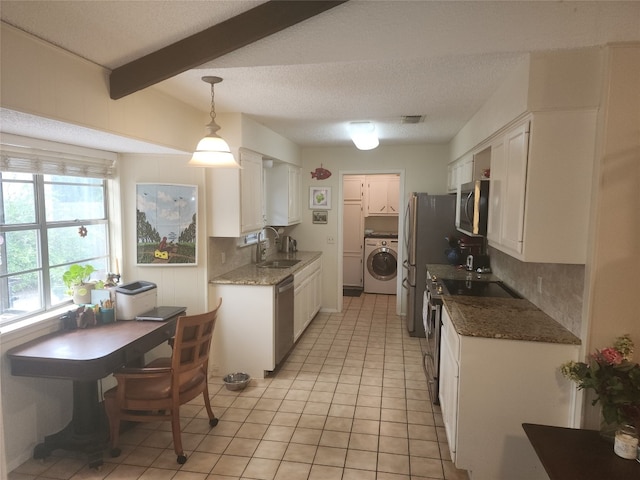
600 417 619 443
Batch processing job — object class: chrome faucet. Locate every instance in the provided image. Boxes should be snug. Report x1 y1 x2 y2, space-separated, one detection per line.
256 226 280 263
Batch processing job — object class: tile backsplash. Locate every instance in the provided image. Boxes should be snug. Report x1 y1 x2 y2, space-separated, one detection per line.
488 247 585 337
208 230 282 280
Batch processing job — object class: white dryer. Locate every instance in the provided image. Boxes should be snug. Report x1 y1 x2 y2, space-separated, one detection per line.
363 236 398 294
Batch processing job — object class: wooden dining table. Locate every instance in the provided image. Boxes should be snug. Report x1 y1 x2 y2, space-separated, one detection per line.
7 312 183 468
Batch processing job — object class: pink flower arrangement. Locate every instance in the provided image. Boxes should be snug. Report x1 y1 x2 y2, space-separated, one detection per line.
600 347 624 366
561 334 640 427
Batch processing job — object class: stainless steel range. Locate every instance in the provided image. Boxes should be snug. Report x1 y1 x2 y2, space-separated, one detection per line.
422 270 520 404
423 274 444 404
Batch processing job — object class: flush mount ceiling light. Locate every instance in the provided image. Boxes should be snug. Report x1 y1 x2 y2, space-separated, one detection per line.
349 122 379 150
188 76 240 168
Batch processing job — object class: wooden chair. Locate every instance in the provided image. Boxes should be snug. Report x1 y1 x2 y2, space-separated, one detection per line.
104 300 221 464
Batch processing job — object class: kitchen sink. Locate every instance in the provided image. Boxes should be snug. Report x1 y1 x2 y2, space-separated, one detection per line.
257 259 301 269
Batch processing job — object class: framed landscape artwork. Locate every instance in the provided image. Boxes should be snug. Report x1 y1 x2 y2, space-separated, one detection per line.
136 184 198 265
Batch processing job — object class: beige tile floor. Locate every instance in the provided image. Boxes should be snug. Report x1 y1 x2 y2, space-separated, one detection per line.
9 293 469 480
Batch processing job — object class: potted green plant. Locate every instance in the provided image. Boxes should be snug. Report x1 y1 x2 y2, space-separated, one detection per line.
62 264 96 304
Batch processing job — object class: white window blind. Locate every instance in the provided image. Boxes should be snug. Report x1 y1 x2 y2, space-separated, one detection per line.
0 144 116 179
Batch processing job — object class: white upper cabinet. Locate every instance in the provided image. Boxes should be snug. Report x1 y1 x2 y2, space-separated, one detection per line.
447 154 474 194
265 162 301 226
343 175 364 202
487 120 529 253
207 149 265 237
365 175 400 216
487 110 597 263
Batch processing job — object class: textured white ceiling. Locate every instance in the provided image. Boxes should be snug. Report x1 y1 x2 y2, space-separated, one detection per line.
2 1 640 152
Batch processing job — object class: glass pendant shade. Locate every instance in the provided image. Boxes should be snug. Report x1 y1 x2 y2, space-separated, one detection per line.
188 129 239 168
188 76 240 168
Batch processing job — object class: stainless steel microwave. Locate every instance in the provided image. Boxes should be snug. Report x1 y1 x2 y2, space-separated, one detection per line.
458 180 489 236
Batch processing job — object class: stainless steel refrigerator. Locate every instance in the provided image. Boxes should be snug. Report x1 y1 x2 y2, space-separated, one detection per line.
402 193 456 337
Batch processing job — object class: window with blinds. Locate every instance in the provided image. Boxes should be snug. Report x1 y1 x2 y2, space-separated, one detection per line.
0 139 113 327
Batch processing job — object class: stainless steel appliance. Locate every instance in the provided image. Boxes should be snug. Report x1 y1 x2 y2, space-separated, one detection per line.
423 273 444 404
274 275 294 365
279 236 297 253
465 253 491 272
422 272 520 404
458 180 490 236
439 278 520 298
364 236 398 294
403 193 456 337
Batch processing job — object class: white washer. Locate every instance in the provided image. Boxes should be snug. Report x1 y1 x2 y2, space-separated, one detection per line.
364 237 398 294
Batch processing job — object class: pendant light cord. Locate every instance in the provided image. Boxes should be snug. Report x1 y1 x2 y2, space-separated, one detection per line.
209 82 217 125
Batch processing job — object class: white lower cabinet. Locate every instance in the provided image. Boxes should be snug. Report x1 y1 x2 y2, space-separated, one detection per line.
439 306 579 480
293 258 322 341
208 257 322 378
208 283 275 379
439 308 460 463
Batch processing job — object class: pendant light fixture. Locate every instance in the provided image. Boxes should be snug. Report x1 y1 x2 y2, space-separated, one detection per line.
348 121 379 150
188 76 240 168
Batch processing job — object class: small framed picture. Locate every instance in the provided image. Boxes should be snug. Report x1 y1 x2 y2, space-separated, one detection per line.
310 186 331 209
312 210 328 224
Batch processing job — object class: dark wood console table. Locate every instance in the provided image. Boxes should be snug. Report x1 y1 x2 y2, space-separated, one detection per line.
7 312 184 468
523 423 640 479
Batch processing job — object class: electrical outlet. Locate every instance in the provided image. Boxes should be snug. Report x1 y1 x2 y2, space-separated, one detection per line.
327 236 335 244
537 276 543 294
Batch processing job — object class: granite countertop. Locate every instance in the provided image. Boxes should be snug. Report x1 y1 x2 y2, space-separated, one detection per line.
428 263 580 345
210 251 322 286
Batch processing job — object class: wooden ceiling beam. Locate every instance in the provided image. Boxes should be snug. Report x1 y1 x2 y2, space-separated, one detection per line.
109 0 348 99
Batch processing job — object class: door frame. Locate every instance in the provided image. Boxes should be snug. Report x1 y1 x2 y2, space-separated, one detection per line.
337 169 406 315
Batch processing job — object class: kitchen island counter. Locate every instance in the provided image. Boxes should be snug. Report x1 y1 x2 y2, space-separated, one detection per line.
210 251 322 286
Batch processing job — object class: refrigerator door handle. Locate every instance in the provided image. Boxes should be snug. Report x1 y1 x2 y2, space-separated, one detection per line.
402 277 410 290
402 259 410 271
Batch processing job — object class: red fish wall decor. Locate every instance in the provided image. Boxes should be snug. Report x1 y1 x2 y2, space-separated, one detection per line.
311 164 332 180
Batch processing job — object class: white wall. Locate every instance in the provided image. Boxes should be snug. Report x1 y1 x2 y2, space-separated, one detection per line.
296 144 450 313
0 23 203 153
449 56 529 162
1 319 74 472
450 47 603 162
214 113 301 167
118 154 210 314
582 44 640 427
